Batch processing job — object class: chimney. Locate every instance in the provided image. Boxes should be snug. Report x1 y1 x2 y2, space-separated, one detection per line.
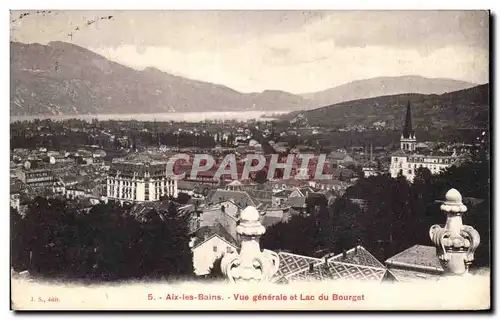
354 246 358 254
370 142 373 164
309 263 314 273
342 250 347 259
324 255 328 264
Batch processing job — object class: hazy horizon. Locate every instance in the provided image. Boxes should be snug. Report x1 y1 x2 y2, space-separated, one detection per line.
10 10 489 94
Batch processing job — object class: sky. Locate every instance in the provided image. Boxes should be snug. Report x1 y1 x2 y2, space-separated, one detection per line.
10 10 489 94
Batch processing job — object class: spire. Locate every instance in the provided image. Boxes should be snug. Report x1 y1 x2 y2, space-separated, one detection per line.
402 100 414 139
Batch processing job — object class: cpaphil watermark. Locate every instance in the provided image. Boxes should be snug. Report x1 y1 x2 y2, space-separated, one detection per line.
165 153 332 180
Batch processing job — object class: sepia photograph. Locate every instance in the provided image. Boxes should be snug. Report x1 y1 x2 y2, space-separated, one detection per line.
8 8 491 311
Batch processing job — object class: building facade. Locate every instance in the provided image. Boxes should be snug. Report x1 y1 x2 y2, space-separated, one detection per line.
10 193 20 211
391 151 460 182
15 168 55 188
107 160 178 203
390 101 460 182
190 225 239 276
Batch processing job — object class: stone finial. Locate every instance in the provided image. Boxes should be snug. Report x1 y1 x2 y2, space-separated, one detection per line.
221 206 279 283
236 206 265 236
440 188 467 213
429 188 481 275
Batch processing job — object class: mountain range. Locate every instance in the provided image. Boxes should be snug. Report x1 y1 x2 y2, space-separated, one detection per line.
300 76 477 107
10 41 311 116
10 41 480 116
287 84 489 130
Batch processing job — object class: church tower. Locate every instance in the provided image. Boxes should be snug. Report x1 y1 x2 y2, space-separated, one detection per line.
400 100 417 151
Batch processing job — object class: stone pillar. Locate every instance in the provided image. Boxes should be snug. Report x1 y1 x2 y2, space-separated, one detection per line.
220 206 280 283
429 188 481 275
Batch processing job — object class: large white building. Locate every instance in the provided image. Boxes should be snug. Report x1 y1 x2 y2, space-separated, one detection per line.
107 159 178 203
390 101 461 182
390 151 461 182
14 167 55 188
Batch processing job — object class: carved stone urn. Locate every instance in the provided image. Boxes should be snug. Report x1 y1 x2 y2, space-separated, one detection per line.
220 206 280 283
429 188 481 275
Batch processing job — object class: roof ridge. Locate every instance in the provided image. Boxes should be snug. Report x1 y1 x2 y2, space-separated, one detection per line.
329 246 357 260
325 260 387 271
327 245 385 268
277 251 322 261
384 244 422 263
357 246 386 268
191 230 239 251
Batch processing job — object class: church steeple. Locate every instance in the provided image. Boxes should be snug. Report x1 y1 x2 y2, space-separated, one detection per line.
402 100 414 139
400 100 416 151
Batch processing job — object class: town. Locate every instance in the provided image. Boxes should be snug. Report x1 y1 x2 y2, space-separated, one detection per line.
10 101 490 284
9 11 490 309
10 103 486 215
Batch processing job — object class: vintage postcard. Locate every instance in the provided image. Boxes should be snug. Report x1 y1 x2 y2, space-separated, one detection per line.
9 10 490 311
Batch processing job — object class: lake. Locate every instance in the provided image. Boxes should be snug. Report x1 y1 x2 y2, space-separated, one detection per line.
10 110 290 123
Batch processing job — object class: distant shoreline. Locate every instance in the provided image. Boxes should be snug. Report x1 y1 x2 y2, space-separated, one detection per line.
10 110 292 123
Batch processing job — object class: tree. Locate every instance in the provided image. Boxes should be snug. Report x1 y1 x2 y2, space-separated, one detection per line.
252 169 268 184
14 197 195 281
261 157 490 270
330 197 365 252
305 193 328 216
206 256 225 281
175 192 192 205
11 208 28 271
414 167 432 184
113 137 121 150
261 215 320 256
